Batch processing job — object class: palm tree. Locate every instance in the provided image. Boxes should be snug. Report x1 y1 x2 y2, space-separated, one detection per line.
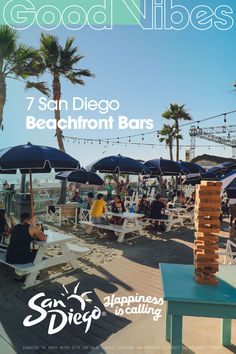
28 33 94 152
159 124 182 160
162 103 192 161
0 26 48 130
28 34 94 203
104 174 115 183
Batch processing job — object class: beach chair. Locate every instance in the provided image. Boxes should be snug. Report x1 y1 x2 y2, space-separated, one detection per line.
59 204 77 228
167 196 177 209
0 233 8 253
218 240 236 265
45 205 60 223
79 208 91 222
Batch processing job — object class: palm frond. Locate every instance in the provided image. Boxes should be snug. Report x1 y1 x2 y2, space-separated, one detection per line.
11 46 45 78
64 73 85 85
0 25 18 61
25 81 51 96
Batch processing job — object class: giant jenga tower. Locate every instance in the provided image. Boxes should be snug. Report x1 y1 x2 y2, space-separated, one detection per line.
194 181 222 285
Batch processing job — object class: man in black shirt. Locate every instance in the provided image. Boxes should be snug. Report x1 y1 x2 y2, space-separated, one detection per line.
149 194 166 219
6 213 46 265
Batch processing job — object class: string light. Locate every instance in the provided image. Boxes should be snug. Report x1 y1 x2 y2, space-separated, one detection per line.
64 135 230 149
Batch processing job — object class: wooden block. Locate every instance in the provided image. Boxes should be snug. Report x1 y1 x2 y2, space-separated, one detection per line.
195 246 217 252
194 271 218 285
194 243 219 251
194 268 219 275
195 237 219 243
195 215 220 221
196 211 221 217
196 185 221 191
195 219 220 226
195 197 221 205
200 181 222 187
197 227 220 233
195 204 220 210
194 260 219 268
197 190 220 196
195 202 221 208
194 253 219 261
195 225 220 232
195 265 219 272
195 232 218 237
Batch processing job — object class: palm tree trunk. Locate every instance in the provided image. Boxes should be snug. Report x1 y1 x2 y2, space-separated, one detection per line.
169 143 173 161
53 73 67 205
53 73 65 152
0 74 6 130
175 120 179 161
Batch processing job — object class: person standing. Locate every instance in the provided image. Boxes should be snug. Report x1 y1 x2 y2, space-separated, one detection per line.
107 182 113 201
2 180 9 190
229 199 236 231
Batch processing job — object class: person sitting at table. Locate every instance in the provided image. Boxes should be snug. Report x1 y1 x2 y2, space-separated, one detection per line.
84 192 94 210
186 191 196 212
6 213 46 267
70 191 80 202
126 185 134 197
149 194 167 231
138 194 150 217
91 194 108 224
110 196 126 225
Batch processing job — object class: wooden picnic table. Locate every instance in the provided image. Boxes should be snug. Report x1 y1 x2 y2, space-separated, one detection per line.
80 211 145 243
0 231 89 289
167 207 194 224
160 263 236 354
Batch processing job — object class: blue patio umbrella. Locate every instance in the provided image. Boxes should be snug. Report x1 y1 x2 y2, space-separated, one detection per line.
225 179 236 198
207 161 236 176
87 155 151 200
87 155 151 175
179 160 206 174
144 158 189 197
56 168 104 186
0 143 79 216
183 172 218 186
0 143 79 173
144 158 189 176
219 170 236 198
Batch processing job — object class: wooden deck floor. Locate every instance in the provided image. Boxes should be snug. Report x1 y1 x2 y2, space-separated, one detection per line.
0 221 235 354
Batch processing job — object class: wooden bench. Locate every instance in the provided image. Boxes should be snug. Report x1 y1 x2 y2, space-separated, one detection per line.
179 211 194 224
144 215 183 232
79 220 143 243
0 242 90 288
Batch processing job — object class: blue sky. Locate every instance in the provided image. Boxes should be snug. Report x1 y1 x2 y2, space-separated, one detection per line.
1 0 236 168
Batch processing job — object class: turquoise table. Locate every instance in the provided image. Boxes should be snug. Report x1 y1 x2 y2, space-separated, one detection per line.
160 263 236 354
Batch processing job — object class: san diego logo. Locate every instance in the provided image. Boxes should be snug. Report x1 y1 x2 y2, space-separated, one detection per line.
23 283 102 335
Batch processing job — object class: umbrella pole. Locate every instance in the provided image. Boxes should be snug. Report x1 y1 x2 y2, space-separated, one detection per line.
116 172 120 202
180 173 182 199
159 176 162 196
29 169 34 218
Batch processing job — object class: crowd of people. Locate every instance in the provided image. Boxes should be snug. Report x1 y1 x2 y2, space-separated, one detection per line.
0 178 235 280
